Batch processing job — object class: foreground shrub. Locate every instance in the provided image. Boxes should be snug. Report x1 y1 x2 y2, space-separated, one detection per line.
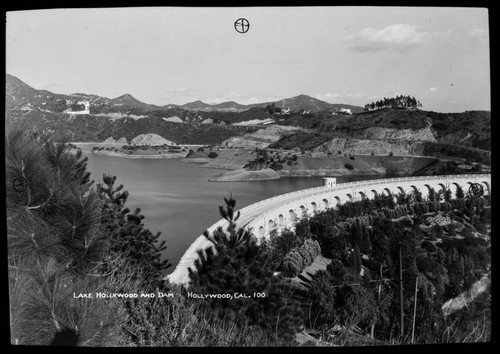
188 196 305 343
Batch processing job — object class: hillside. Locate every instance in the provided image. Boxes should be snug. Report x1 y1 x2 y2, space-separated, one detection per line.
212 101 249 112
6 74 69 112
270 108 491 164
110 93 160 111
205 107 273 124
221 125 304 149
271 94 364 113
5 74 490 164
5 109 112 142
96 117 258 145
6 74 363 118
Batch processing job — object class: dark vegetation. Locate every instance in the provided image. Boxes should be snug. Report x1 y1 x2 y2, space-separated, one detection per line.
363 95 422 111
277 108 430 133
244 148 298 170
206 107 273 124
188 196 304 344
96 117 257 145
427 110 491 151
261 186 491 344
422 143 491 165
6 110 110 142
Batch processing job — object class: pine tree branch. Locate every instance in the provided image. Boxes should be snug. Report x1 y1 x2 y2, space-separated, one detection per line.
27 188 53 210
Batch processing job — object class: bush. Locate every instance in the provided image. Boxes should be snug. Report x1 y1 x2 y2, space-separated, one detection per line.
421 240 437 253
282 239 321 277
269 162 283 171
208 152 218 159
345 163 354 170
416 254 435 274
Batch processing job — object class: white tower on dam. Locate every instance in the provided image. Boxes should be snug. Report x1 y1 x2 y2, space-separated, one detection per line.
167 174 491 285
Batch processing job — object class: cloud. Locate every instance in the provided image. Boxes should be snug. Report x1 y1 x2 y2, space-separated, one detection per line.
430 87 437 92
316 93 341 102
347 24 428 52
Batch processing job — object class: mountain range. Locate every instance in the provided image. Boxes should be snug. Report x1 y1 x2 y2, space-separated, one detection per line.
4 74 491 166
5 74 363 114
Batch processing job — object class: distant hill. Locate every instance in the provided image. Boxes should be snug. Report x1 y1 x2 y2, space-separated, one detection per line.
6 74 159 113
270 94 364 113
180 100 213 111
6 74 489 161
6 74 364 115
212 101 250 112
176 94 364 113
69 93 112 106
6 74 68 111
110 93 160 111
179 100 252 112
205 107 273 124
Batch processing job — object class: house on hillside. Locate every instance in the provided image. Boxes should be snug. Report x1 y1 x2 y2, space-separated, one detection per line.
331 107 352 115
274 107 291 115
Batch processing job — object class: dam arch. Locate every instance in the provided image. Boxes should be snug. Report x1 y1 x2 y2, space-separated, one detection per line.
268 219 275 230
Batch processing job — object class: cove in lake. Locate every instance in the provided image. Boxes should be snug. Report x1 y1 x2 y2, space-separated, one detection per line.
84 154 393 274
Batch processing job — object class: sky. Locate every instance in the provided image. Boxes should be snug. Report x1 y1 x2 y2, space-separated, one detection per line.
6 7 490 112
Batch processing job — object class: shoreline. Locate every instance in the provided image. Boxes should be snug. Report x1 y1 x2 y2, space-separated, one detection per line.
79 148 477 183
208 168 281 182
207 167 393 182
90 150 188 159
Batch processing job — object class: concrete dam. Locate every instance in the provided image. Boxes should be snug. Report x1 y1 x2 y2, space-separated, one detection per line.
167 174 491 285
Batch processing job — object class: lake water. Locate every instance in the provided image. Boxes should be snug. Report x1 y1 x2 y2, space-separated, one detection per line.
84 154 384 274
